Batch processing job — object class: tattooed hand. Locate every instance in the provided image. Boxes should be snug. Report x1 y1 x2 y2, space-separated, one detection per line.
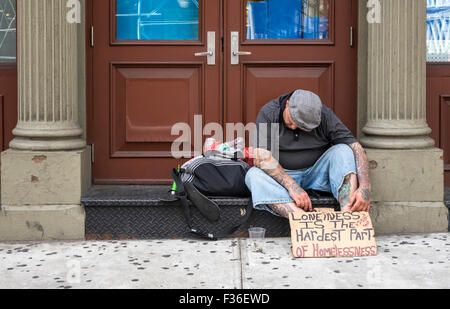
287 184 312 212
348 188 370 212
348 142 372 212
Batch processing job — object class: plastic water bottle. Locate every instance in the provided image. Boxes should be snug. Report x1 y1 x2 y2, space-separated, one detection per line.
170 164 181 195
203 138 220 152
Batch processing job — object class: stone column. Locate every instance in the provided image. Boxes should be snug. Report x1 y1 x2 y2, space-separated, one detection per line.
360 0 448 233
0 0 90 241
361 0 434 149
10 0 85 151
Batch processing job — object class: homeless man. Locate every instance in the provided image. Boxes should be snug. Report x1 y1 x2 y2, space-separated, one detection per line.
245 90 371 218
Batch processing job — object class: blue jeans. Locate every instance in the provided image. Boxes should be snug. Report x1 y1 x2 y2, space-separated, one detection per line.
244 144 357 216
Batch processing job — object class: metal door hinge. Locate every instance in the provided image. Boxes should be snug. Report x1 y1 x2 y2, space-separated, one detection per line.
90 26 94 47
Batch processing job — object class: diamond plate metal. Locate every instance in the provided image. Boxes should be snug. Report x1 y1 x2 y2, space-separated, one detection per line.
83 185 338 240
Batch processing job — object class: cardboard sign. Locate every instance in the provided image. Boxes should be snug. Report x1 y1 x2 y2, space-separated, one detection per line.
289 210 377 258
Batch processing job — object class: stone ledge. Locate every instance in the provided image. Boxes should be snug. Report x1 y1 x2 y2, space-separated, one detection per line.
0 205 85 241
366 148 444 203
369 201 449 235
81 185 339 208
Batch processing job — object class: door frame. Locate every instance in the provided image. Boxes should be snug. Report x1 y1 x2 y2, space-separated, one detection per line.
86 0 94 148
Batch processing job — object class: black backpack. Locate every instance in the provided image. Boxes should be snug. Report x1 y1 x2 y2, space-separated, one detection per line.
171 156 253 240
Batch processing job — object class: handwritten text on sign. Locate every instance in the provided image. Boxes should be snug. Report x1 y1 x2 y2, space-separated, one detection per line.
289 211 377 258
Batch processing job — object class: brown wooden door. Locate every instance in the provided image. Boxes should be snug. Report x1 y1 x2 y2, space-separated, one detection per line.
224 0 357 131
90 0 357 184
427 64 450 186
92 0 222 183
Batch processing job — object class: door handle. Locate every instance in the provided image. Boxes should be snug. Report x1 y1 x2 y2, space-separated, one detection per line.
233 51 252 56
231 32 251 65
194 31 215 65
195 51 213 57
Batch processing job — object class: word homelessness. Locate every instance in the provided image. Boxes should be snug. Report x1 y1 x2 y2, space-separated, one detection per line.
295 244 377 258
312 244 377 258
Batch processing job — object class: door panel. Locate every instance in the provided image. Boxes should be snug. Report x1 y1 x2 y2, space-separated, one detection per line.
242 62 334 124
225 0 357 134
92 0 222 183
110 62 202 157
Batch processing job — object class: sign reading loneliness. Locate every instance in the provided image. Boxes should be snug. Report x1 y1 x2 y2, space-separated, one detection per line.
289 210 377 258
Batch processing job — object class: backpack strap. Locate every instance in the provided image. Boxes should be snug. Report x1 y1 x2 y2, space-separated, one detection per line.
211 198 253 239
171 168 253 240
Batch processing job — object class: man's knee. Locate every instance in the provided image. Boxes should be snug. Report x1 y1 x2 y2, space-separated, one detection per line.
245 166 261 180
328 144 355 163
245 166 266 186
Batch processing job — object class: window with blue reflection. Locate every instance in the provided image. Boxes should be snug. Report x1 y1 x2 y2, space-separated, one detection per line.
246 0 329 40
116 0 199 40
427 0 450 62
0 0 16 62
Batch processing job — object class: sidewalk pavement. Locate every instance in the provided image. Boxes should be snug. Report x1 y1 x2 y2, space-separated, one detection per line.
0 233 449 289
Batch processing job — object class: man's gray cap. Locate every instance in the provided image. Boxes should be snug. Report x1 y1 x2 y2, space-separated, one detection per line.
288 90 322 131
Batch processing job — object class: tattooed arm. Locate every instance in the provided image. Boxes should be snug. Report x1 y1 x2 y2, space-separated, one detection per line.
348 142 371 212
253 148 312 211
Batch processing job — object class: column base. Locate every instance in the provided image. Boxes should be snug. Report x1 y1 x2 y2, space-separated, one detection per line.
361 120 435 149
360 135 435 149
369 202 448 234
367 148 444 202
0 148 91 241
366 148 448 233
1 148 91 206
10 123 86 151
9 137 86 151
0 205 85 241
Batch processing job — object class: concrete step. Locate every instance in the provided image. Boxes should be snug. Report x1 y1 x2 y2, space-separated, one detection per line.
81 185 339 240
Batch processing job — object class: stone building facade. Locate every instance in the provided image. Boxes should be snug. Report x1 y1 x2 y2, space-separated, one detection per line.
0 0 448 240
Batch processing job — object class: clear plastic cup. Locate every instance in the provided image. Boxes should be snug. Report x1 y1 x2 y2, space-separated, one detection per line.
248 227 266 240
